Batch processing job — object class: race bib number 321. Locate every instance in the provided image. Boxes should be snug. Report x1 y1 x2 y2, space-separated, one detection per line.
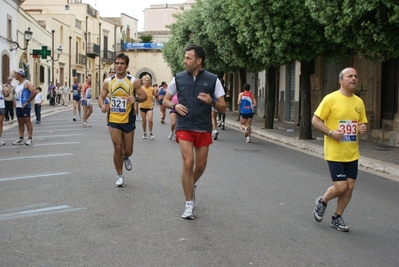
339 120 357 142
111 96 127 113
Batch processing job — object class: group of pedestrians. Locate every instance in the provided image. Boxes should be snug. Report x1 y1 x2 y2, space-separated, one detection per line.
47 81 70 106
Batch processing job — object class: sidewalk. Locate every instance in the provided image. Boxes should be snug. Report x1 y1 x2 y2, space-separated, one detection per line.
224 111 399 178
3 105 399 177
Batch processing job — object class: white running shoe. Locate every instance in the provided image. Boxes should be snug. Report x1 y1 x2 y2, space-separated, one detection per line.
212 130 219 140
0 139 5 145
115 176 124 187
246 136 251 143
124 157 132 171
25 139 33 146
168 132 173 139
172 134 176 141
182 203 194 220
149 133 155 139
142 133 147 139
12 138 25 145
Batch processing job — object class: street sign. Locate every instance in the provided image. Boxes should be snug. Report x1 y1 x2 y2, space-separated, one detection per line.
31 46 51 59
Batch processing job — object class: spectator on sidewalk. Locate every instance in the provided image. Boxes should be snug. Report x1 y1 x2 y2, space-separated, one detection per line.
0 82 9 145
61 81 70 106
12 69 37 146
238 83 257 143
34 87 44 124
55 82 62 105
3 77 15 121
312 67 368 232
47 81 56 106
162 44 227 220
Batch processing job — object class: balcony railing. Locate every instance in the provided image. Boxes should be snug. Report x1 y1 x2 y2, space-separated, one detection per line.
102 50 115 63
75 53 87 65
87 5 97 18
87 43 100 58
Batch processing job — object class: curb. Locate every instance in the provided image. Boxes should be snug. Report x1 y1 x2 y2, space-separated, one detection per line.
225 119 399 178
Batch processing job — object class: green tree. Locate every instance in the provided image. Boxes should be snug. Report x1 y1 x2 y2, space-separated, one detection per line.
307 0 399 61
224 0 343 137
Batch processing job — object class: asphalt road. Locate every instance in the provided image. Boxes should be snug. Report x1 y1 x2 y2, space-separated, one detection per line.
0 107 398 267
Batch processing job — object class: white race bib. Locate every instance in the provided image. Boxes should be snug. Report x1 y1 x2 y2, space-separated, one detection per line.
111 96 127 113
339 120 357 142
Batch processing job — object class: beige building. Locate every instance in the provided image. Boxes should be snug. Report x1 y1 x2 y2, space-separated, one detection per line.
21 0 137 98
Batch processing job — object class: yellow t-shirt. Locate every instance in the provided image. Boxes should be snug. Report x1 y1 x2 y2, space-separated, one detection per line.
139 86 155 109
108 75 135 124
314 90 368 162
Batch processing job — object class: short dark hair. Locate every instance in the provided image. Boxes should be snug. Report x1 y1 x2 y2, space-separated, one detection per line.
115 53 130 65
36 87 42 92
244 83 250 91
185 44 205 65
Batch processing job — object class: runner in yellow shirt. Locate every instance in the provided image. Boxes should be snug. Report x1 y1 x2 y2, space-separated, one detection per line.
139 75 156 139
98 53 147 187
312 67 368 232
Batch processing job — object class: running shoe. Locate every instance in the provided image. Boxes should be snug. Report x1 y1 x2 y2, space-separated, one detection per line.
12 138 25 145
25 139 33 146
0 139 5 145
73 117 76 121
221 123 225 130
83 122 91 128
314 196 327 222
244 126 251 137
172 134 176 141
124 157 132 171
212 130 219 140
182 203 194 220
149 133 155 139
217 121 222 127
142 133 147 139
330 216 349 232
115 176 124 187
246 136 251 143
168 132 173 139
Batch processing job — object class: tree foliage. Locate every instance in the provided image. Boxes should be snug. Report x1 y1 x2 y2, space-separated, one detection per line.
306 0 399 60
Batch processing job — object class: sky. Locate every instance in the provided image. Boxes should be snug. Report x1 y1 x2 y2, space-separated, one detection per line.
84 0 186 30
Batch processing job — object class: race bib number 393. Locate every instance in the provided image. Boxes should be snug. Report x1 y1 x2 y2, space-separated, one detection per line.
339 120 357 142
111 96 127 113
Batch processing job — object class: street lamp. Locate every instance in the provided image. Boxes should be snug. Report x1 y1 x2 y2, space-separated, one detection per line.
47 46 63 62
10 27 33 51
97 58 107 70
